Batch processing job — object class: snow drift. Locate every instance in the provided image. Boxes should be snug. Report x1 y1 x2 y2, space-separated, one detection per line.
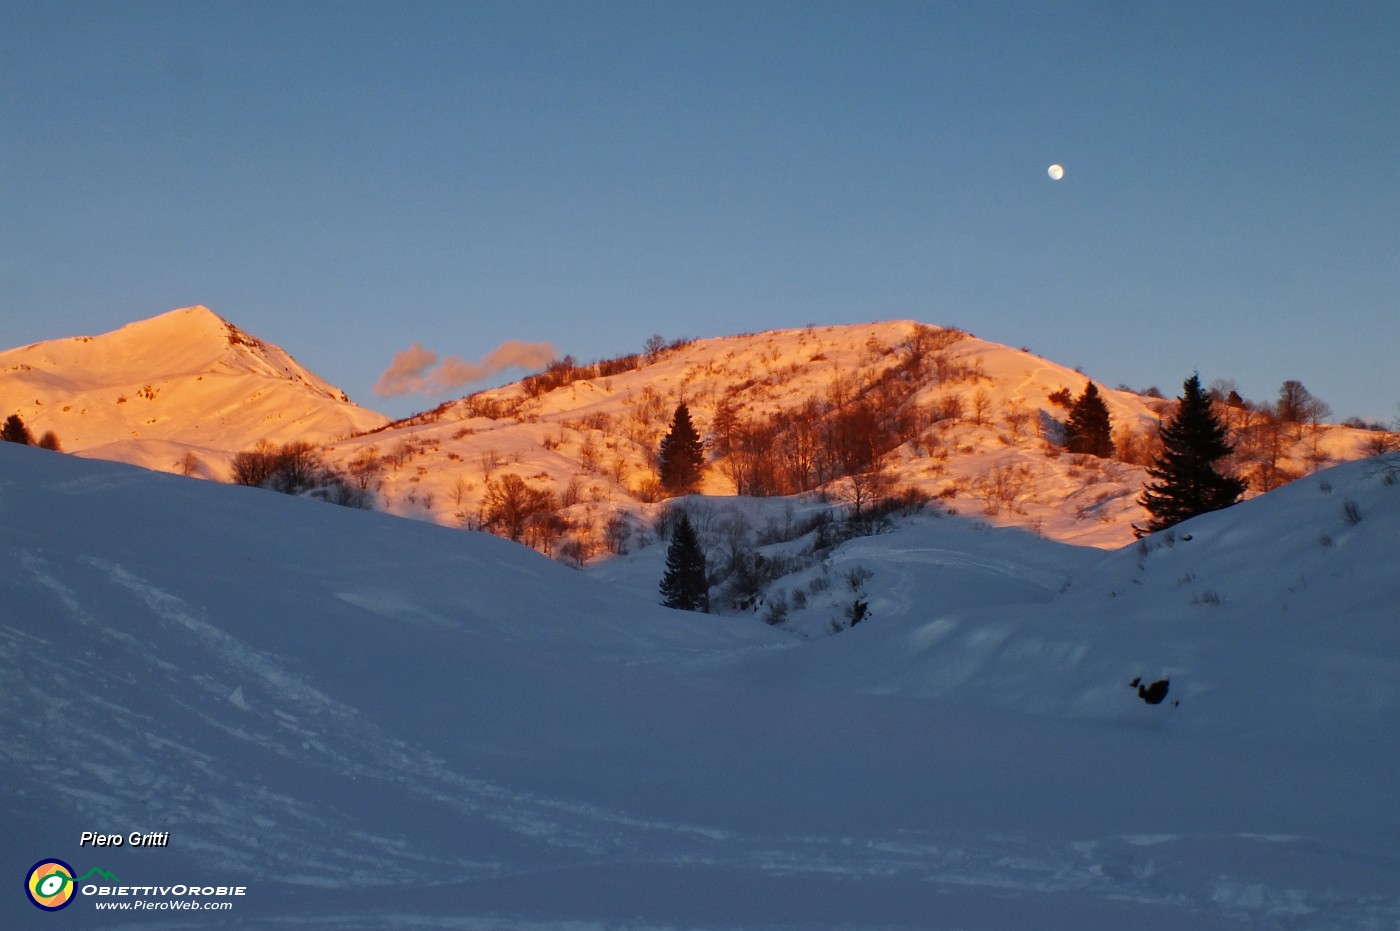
3 442 1399 929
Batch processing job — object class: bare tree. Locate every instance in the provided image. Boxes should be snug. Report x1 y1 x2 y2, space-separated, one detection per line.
347 447 383 490
842 470 892 520
1277 380 1329 440
231 440 281 487
644 333 667 364
483 473 557 543
478 448 501 481
268 440 323 494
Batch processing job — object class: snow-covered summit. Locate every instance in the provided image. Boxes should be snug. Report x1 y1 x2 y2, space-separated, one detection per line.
0 306 387 476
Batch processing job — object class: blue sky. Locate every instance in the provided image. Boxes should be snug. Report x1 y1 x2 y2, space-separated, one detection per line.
3 1 1397 421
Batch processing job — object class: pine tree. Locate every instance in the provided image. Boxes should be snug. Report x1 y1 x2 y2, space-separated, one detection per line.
1063 382 1113 458
659 513 709 612
1136 374 1246 536
658 402 704 495
2 413 34 445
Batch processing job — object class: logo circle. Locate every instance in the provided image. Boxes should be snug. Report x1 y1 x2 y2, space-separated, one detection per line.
26 859 76 911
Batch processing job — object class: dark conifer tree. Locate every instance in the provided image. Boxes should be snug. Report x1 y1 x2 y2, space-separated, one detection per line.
658 402 704 495
1136 374 1246 536
1064 382 1114 458
659 513 709 612
2 413 34 445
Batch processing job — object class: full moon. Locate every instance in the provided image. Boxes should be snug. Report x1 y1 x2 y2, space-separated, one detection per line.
1048 163 1065 181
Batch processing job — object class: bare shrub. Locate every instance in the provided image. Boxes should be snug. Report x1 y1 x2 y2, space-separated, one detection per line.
974 462 1035 515
970 389 992 426
763 590 789 626
605 514 634 555
1363 431 1400 456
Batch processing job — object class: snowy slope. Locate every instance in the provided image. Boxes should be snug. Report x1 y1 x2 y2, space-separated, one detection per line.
323 321 1386 551
0 306 386 477
5 312 1385 553
326 322 1169 548
4 443 1398 929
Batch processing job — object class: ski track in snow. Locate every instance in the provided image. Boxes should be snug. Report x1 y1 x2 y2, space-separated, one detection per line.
7 448 1400 929
10 549 1398 928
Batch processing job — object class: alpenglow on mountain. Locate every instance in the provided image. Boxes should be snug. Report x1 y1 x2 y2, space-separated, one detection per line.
0 306 386 478
0 307 1385 551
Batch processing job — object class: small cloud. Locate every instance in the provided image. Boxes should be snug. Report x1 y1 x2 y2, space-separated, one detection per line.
373 342 438 397
480 340 557 375
374 339 556 397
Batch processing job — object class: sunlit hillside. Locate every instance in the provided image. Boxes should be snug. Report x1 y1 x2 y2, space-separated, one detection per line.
325 320 1386 551
2 310 1390 563
0 306 387 477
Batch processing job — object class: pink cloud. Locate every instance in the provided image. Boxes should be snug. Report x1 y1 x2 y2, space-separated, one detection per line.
374 339 556 397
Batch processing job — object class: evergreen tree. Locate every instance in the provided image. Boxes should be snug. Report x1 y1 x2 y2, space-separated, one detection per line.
1136 374 1246 536
658 402 704 495
659 513 709 612
1063 382 1114 458
2 413 34 445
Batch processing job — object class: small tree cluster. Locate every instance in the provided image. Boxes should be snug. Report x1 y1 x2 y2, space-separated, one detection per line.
230 440 371 508
1275 379 1331 438
519 336 692 401
1200 379 1336 492
482 473 562 551
0 413 59 450
714 374 923 498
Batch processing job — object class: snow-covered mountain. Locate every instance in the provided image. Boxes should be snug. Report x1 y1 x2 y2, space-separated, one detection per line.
327 319 1383 550
0 306 386 477
3 309 1386 556
4 440 1398 928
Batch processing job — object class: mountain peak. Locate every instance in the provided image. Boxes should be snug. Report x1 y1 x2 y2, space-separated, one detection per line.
120 304 255 351
0 306 387 474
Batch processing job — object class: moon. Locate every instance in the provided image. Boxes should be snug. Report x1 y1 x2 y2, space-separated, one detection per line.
1048 163 1065 181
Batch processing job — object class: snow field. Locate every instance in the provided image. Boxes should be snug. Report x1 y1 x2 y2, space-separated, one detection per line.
5 444 1399 927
